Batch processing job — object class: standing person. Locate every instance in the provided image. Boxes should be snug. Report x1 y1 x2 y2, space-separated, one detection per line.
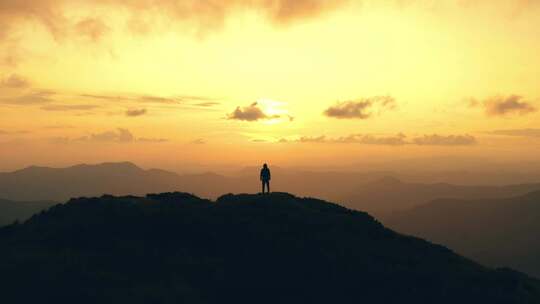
260 163 271 194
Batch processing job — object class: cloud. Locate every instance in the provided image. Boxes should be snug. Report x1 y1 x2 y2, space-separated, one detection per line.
75 17 109 41
138 95 182 104
0 90 215 112
80 93 218 106
0 129 30 136
176 95 217 102
0 74 30 88
194 102 220 107
487 128 540 138
324 101 371 119
290 133 406 145
86 128 135 143
297 135 328 143
471 95 537 117
0 0 66 41
80 94 179 104
336 133 407 145
281 133 476 146
126 108 147 117
1 52 19 67
190 138 206 144
49 137 72 145
2 0 537 48
44 124 75 129
50 128 167 144
263 0 349 24
41 104 100 111
0 0 349 43
0 90 56 105
79 94 132 101
324 96 396 119
138 137 168 143
412 134 477 146
228 102 280 121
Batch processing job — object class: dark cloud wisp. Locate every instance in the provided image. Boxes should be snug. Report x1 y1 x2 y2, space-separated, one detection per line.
471 95 537 117
228 102 280 121
75 17 109 41
80 93 213 105
324 96 396 119
50 128 167 144
412 134 477 146
488 128 540 138
41 104 100 111
190 138 206 144
126 108 147 117
0 74 30 88
0 91 56 105
281 133 477 146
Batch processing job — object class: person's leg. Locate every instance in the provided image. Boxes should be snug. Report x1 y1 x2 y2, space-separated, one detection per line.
262 181 265 193
267 181 270 193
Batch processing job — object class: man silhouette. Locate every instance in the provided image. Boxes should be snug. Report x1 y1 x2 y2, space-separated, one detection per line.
260 163 271 194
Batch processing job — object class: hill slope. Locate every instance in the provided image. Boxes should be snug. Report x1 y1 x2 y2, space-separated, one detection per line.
384 190 540 278
0 192 538 303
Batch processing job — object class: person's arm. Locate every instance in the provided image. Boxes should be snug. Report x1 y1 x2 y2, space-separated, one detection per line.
268 170 271 180
260 170 263 181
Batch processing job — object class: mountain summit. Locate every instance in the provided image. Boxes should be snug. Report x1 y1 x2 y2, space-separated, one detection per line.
0 192 538 303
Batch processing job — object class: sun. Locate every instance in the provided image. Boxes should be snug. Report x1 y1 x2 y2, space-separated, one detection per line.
257 98 292 125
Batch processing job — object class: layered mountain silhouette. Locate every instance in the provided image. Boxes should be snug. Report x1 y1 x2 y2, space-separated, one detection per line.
0 162 181 202
384 190 540 278
0 192 538 303
2 162 540 217
0 162 378 202
0 199 57 226
339 177 540 216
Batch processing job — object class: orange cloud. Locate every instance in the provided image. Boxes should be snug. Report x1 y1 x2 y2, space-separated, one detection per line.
412 134 477 146
484 95 536 116
324 96 396 119
126 108 147 117
228 102 280 121
51 128 167 144
0 91 56 105
282 133 476 146
0 0 349 42
41 104 100 111
75 17 109 41
0 74 30 89
488 129 540 138
280 134 406 145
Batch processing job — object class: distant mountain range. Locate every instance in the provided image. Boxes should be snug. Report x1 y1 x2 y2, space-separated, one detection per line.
340 176 540 216
2 162 540 217
383 191 540 277
0 162 182 202
0 199 57 226
0 192 538 303
0 162 380 203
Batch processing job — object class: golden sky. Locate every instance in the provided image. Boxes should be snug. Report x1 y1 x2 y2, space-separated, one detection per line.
0 0 539 171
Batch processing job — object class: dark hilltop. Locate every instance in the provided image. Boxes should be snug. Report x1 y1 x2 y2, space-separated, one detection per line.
0 192 538 303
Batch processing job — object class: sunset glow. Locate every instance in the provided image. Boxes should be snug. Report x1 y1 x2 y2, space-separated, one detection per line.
1 0 539 171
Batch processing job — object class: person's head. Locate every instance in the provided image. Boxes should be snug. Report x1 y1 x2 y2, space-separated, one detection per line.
263 163 268 168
